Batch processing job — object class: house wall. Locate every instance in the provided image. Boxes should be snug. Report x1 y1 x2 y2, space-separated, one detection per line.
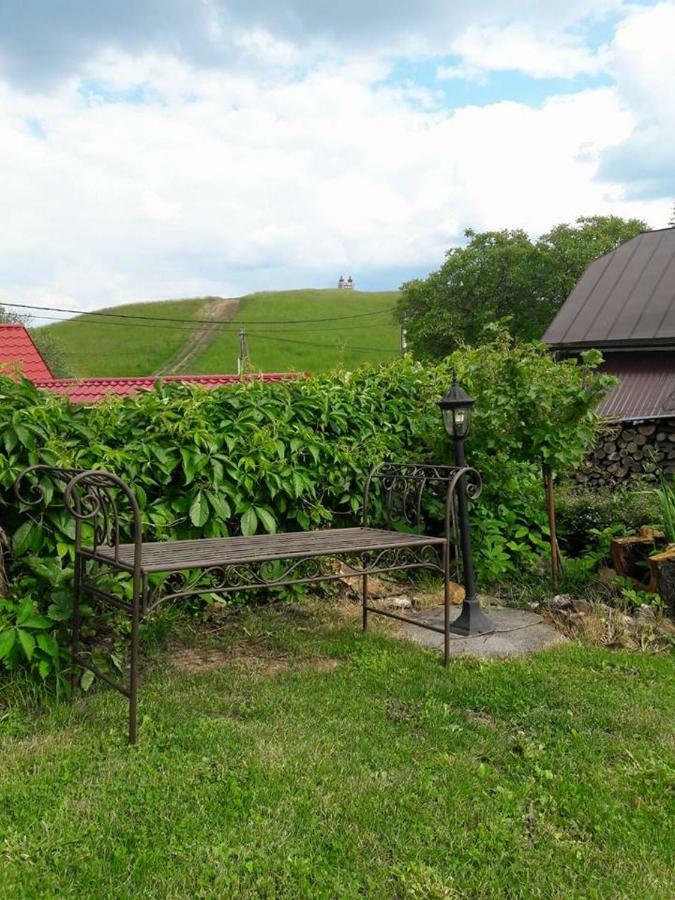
571 418 675 488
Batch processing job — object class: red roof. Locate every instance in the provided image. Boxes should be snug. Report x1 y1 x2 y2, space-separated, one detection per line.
0 324 53 379
0 324 301 402
33 373 301 404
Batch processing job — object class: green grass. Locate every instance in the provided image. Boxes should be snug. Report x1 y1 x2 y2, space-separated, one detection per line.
36 290 401 378
34 298 211 378
190 289 401 375
1 602 673 898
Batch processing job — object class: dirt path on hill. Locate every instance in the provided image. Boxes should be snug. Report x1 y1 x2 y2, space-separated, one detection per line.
153 297 239 375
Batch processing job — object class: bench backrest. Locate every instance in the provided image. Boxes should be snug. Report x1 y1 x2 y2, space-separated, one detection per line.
14 462 481 564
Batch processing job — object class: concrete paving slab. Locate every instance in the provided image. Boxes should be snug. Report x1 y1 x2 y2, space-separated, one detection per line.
402 604 566 659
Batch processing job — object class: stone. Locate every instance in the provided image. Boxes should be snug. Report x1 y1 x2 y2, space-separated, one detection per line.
338 562 385 598
572 598 591 614
635 604 656 626
384 595 412 610
403 604 566 659
546 594 573 611
448 581 465 605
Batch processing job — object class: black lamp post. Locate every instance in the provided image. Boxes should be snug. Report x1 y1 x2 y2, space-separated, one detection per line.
439 377 494 637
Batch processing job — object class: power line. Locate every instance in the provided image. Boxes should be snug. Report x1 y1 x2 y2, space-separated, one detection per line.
41 320 399 356
2 300 396 327
25 311 396 335
26 313 198 332
10 301 400 358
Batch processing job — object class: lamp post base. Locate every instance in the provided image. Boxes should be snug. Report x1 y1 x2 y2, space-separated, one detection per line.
449 599 495 636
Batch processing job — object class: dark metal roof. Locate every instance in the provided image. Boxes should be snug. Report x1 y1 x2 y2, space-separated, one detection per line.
542 228 675 349
597 353 675 421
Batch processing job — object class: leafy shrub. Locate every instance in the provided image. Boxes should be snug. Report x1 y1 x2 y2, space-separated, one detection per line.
556 485 661 555
0 333 610 681
656 477 675 543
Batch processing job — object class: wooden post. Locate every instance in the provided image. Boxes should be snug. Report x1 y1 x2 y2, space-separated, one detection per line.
542 462 561 589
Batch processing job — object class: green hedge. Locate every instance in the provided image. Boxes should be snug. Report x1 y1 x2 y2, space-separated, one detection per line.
0 335 611 683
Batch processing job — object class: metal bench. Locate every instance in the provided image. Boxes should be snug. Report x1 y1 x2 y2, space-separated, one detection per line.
15 462 482 743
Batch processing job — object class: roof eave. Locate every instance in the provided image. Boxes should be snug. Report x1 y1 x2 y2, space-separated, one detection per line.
601 412 675 423
545 338 675 353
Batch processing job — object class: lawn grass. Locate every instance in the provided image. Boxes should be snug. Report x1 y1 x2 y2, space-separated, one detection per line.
34 298 210 378
190 289 401 375
1 602 673 898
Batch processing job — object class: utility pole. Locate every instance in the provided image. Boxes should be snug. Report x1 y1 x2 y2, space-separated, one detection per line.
400 326 408 353
237 328 251 375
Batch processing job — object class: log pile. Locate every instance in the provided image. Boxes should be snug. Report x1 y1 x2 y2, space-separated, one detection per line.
571 418 675 488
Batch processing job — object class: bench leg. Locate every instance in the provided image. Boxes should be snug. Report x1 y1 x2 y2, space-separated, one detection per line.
70 555 83 700
128 574 142 745
443 543 450 667
362 573 369 632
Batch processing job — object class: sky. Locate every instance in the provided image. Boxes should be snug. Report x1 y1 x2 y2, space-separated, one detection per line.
1 0 674 313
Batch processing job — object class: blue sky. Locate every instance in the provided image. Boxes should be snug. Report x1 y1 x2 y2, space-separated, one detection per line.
0 0 673 311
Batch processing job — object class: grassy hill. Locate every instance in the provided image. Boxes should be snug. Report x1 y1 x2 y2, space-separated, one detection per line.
190 290 400 375
36 298 211 378
36 290 401 378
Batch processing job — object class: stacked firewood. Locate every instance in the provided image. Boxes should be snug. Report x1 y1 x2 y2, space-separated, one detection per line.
571 418 675 488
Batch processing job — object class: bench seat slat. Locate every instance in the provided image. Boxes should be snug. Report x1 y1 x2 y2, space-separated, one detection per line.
82 526 445 574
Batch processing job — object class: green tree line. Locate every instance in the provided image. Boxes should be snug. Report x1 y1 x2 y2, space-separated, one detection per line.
397 215 647 359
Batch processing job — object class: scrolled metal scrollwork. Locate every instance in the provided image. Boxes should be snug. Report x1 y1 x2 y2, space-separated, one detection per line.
146 544 445 610
13 464 85 507
64 479 118 549
63 470 143 559
14 465 143 565
363 461 482 535
456 467 482 502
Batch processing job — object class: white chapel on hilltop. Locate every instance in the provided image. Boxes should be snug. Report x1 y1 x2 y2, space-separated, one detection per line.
337 275 354 290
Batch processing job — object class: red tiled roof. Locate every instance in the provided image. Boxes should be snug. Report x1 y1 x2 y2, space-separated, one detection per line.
33 373 302 404
0 324 53 379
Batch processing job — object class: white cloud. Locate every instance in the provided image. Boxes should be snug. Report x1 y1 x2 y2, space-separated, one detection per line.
439 23 608 80
0 3 674 313
596 3 675 196
0 0 626 87
0 47 667 312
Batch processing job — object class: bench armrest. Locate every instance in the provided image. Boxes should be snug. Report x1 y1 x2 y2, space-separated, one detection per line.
14 465 143 571
363 462 482 544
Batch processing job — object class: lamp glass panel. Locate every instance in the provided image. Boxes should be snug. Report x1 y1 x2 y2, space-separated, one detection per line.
455 406 471 437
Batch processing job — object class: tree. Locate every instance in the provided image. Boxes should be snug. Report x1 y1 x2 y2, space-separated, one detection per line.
397 215 647 360
669 202 675 227
0 304 71 377
0 305 25 326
